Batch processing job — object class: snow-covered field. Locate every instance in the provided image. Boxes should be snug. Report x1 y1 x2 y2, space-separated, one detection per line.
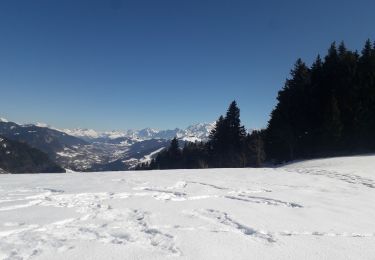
1 155 375 259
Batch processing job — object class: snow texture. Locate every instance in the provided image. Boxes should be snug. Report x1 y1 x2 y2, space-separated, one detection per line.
0 155 375 259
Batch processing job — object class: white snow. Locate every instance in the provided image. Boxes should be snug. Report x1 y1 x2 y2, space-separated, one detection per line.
138 147 166 164
56 151 78 158
63 128 134 140
0 155 375 259
34 123 49 128
63 128 102 139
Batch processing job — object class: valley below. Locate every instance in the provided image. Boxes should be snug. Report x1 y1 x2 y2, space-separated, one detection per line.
0 119 214 172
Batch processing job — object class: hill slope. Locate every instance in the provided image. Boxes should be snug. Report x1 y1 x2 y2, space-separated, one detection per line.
0 121 87 155
0 155 374 259
0 136 65 173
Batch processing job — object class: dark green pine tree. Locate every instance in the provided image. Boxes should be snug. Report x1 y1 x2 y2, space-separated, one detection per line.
168 137 180 157
225 101 247 145
224 101 247 167
207 101 247 167
265 59 311 162
309 55 325 155
334 41 359 150
209 116 226 148
182 142 208 169
208 115 228 167
166 137 182 169
322 94 343 153
356 39 375 149
245 130 266 167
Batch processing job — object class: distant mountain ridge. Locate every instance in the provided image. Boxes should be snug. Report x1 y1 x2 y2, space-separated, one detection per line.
0 120 87 156
62 122 215 143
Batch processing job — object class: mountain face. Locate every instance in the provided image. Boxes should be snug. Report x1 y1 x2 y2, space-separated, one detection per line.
87 139 171 171
179 123 215 142
0 121 87 156
0 136 65 173
63 128 130 142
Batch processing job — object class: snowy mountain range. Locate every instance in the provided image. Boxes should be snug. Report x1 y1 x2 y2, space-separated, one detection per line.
0 117 215 172
62 122 215 143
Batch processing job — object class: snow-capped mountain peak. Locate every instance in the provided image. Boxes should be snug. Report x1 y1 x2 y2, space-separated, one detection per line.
184 122 215 140
62 123 215 143
101 130 128 140
63 128 101 139
135 128 160 139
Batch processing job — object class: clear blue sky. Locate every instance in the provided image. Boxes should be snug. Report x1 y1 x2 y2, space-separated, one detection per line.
1 0 375 131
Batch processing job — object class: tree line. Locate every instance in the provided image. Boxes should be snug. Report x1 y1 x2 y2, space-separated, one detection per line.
137 40 375 170
265 40 375 162
136 101 265 170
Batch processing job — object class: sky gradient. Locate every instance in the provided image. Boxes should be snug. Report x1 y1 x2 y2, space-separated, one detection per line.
1 0 375 131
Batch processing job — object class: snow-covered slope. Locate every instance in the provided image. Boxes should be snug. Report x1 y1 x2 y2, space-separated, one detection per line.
179 122 215 142
1 155 375 259
63 128 102 140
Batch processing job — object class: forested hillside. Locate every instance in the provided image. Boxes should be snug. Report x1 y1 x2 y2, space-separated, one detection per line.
0 136 65 173
266 40 375 162
139 40 375 169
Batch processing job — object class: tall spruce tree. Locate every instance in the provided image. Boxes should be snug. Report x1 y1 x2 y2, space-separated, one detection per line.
169 137 180 157
225 101 247 146
208 101 247 167
208 115 227 167
265 59 311 161
224 101 247 167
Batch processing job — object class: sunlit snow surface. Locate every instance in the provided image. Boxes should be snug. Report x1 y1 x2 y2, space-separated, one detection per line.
1 155 375 259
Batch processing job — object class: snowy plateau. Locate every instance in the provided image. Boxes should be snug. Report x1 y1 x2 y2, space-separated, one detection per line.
1 155 375 259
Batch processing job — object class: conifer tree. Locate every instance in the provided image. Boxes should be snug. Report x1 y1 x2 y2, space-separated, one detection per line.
246 130 266 167
169 137 180 157
225 101 247 146
323 94 343 152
